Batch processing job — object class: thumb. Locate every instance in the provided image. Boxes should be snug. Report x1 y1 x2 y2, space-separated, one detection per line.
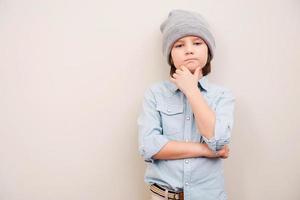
193 67 201 78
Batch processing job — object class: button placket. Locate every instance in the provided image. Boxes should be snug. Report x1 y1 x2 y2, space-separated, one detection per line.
183 99 192 190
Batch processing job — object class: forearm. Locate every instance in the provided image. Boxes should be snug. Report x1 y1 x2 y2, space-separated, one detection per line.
152 140 217 160
186 89 215 140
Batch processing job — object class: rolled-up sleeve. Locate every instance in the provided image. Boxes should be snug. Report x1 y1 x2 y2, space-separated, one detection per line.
202 89 236 152
137 88 169 163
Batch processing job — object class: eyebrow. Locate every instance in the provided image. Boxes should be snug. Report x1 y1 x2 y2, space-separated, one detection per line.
176 37 202 43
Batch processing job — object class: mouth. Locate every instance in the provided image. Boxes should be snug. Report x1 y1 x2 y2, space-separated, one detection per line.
184 58 198 62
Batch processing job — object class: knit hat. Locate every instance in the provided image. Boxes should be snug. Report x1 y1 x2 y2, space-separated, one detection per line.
160 9 216 65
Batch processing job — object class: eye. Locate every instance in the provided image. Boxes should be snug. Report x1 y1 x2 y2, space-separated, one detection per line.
194 42 202 45
174 44 183 48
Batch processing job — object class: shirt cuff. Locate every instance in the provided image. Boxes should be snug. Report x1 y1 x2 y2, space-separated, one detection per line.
201 136 217 152
139 135 169 163
201 136 230 152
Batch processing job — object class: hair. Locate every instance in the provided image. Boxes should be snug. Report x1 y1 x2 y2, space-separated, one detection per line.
168 49 212 77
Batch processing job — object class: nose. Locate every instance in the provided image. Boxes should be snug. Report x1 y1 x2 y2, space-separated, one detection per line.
185 43 194 55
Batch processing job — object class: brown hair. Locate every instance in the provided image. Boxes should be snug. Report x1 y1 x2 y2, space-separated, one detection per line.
168 50 212 77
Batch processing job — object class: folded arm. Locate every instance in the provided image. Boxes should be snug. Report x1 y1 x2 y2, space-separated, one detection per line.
152 140 229 160
186 88 236 152
137 88 230 163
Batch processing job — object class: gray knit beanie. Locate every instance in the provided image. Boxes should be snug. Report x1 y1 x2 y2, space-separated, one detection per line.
160 9 216 65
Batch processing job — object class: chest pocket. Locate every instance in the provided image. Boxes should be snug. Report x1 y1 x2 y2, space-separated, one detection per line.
156 104 184 140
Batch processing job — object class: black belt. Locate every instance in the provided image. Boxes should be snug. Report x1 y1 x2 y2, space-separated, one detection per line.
150 183 184 200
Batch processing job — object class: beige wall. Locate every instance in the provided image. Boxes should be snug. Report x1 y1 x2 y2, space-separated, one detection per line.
0 0 299 199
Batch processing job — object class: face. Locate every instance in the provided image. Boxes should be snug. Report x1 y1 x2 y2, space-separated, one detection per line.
170 35 208 74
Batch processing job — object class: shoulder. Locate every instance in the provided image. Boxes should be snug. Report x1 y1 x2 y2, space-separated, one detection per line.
207 82 236 113
143 80 173 98
208 82 235 101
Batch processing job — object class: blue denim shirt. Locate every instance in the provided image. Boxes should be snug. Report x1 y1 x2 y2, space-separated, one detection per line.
137 75 236 200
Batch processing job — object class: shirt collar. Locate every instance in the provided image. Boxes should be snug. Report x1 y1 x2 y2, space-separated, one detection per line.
167 75 209 94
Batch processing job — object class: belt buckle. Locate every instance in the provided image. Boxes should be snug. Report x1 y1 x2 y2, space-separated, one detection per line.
170 192 180 200
151 184 182 200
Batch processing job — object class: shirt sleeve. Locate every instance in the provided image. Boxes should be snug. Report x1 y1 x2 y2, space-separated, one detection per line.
202 89 236 152
137 88 170 163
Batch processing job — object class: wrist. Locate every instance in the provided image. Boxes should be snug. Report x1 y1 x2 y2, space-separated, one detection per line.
185 87 199 97
201 143 218 158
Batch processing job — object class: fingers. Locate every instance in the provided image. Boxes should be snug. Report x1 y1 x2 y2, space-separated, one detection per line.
175 68 184 74
172 73 179 78
169 76 176 83
180 65 189 72
169 71 181 82
217 146 230 159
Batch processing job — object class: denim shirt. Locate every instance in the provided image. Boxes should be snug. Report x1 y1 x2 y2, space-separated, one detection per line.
137 75 236 200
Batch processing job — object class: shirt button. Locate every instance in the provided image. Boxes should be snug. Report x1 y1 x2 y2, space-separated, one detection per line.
185 160 189 164
167 109 171 112
185 139 189 142
186 116 190 120
185 182 189 186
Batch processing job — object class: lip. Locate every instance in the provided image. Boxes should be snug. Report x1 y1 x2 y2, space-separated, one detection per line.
185 58 198 62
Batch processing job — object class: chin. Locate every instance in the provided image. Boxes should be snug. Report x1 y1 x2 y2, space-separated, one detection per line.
189 65 200 71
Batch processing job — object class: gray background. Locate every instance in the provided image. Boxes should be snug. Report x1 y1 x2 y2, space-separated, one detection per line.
0 0 299 199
